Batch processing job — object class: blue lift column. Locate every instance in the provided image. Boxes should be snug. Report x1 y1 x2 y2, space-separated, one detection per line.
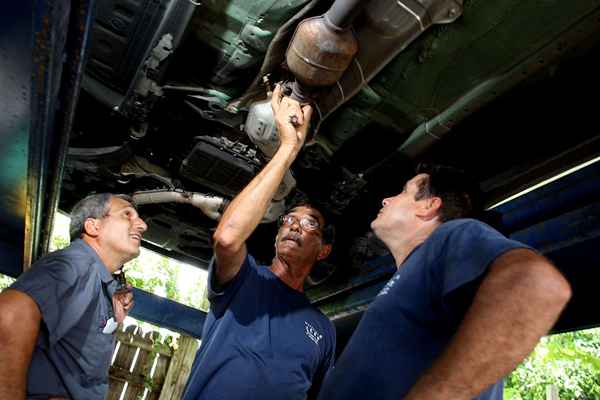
0 1 35 276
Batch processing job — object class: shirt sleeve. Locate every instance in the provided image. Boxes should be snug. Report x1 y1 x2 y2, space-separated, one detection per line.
10 256 88 345
207 254 254 317
437 220 532 316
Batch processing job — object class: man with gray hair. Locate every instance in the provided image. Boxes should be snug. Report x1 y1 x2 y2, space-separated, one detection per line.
0 193 147 400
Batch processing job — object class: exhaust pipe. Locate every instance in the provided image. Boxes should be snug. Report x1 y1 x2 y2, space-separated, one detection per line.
132 189 284 223
132 190 228 220
325 0 366 29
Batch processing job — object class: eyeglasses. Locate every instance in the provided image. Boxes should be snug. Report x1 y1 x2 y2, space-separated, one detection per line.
278 214 321 232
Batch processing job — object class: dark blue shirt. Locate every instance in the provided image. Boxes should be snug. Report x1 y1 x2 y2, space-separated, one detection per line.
10 239 118 399
317 219 530 400
183 254 336 400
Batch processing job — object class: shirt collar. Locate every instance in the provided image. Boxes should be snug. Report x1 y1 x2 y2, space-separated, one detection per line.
72 239 116 284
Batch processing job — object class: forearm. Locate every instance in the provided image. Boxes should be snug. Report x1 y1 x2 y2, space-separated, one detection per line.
0 360 26 399
212 87 311 282
214 144 299 249
0 290 41 400
405 249 571 399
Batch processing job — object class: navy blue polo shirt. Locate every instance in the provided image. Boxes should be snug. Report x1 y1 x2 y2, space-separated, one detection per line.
183 254 336 400
317 219 531 400
10 239 119 399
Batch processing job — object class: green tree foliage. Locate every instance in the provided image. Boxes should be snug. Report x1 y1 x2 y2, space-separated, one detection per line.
123 249 208 311
50 212 71 251
125 254 180 302
0 274 15 290
50 234 69 251
505 328 600 399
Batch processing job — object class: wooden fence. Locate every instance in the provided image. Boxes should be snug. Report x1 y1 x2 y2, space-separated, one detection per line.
108 324 198 400
546 385 559 400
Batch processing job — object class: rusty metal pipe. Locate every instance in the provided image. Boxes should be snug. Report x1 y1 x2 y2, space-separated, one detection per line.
290 80 312 104
274 0 369 107
285 0 369 98
286 16 358 89
324 0 367 30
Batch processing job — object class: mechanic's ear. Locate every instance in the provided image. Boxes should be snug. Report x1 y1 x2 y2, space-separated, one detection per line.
83 217 102 237
417 196 442 221
317 244 332 261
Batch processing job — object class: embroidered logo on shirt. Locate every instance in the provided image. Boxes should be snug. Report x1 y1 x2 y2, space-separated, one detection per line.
305 321 323 345
377 273 401 297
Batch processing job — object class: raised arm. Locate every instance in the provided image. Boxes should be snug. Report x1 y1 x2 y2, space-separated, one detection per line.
404 248 571 399
212 84 313 285
0 289 42 400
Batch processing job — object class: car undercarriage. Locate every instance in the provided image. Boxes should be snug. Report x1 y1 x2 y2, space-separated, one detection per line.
3 0 600 339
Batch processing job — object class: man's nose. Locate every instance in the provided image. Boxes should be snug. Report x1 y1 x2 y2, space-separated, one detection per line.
136 217 148 233
289 218 301 231
382 198 390 207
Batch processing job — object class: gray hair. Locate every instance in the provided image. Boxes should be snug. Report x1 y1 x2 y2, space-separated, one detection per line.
69 193 133 241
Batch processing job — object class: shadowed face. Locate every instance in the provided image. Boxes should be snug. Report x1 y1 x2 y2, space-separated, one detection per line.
275 206 329 266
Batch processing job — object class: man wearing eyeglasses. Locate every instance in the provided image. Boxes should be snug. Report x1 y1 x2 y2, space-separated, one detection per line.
182 85 336 400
